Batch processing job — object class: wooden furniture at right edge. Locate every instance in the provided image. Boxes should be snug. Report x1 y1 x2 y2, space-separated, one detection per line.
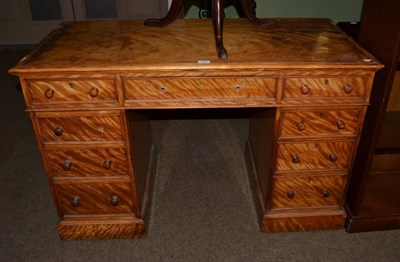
344 0 400 232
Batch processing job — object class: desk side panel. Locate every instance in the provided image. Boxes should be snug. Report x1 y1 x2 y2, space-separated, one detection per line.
126 110 155 219
247 109 277 217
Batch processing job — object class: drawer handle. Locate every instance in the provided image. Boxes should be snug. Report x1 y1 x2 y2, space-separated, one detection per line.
343 83 353 94
287 190 295 199
291 153 300 163
235 85 241 92
336 120 345 129
110 195 119 206
103 159 112 169
44 88 55 99
62 160 72 171
54 126 63 136
296 120 305 131
71 196 80 207
159 87 166 93
89 87 99 97
300 84 310 94
328 153 338 162
322 188 330 198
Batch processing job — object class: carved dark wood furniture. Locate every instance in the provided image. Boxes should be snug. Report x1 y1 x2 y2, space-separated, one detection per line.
344 0 400 232
144 0 261 60
9 18 381 239
197 0 252 19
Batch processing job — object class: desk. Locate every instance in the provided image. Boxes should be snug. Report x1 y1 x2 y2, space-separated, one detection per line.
9 19 382 240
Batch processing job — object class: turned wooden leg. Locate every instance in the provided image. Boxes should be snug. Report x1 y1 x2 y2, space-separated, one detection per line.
240 0 261 25
144 0 184 27
213 0 228 60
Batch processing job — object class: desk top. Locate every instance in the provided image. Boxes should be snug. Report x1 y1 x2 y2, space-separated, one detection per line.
10 18 382 74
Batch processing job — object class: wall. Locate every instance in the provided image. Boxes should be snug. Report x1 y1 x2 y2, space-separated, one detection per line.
1 0 364 45
0 1 71 45
185 0 364 22
0 0 167 45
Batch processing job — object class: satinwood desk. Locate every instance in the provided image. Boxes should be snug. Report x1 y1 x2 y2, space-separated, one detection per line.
9 19 382 240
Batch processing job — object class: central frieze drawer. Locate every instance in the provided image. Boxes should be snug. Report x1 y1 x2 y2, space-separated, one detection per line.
283 76 367 100
36 115 123 143
276 141 353 171
280 109 361 138
54 182 134 215
271 175 346 209
46 148 128 177
123 77 277 101
27 79 117 105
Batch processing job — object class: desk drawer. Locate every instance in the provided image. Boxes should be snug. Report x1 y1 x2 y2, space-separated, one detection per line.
276 141 353 171
123 77 276 101
280 109 361 138
54 182 133 215
283 76 367 101
27 79 117 105
37 114 123 143
271 175 346 209
46 148 128 177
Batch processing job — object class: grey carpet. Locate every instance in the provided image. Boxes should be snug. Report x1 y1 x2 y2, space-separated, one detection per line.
0 48 399 261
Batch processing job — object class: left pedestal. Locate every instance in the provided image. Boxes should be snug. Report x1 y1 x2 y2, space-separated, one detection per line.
29 108 154 240
17 74 155 240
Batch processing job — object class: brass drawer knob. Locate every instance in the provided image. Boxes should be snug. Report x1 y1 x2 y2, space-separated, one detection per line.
343 83 353 94
291 153 300 163
287 190 295 199
44 88 55 99
336 120 345 129
328 153 338 162
54 126 63 136
300 84 310 94
322 188 330 198
110 195 119 206
62 160 72 171
103 159 112 169
296 120 306 131
71 196 80 207
89 87 99 97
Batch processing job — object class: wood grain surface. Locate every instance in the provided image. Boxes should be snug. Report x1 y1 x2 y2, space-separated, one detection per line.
279 108 361 139
271 175 346 209
37 114 123 143
261 212 346 232
45 147 128 177
124 77 277 101
58 219 145 240
283 76 367 98
9 19 382 72
54 182 134 215
275 141 353 171
27 78 117 104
